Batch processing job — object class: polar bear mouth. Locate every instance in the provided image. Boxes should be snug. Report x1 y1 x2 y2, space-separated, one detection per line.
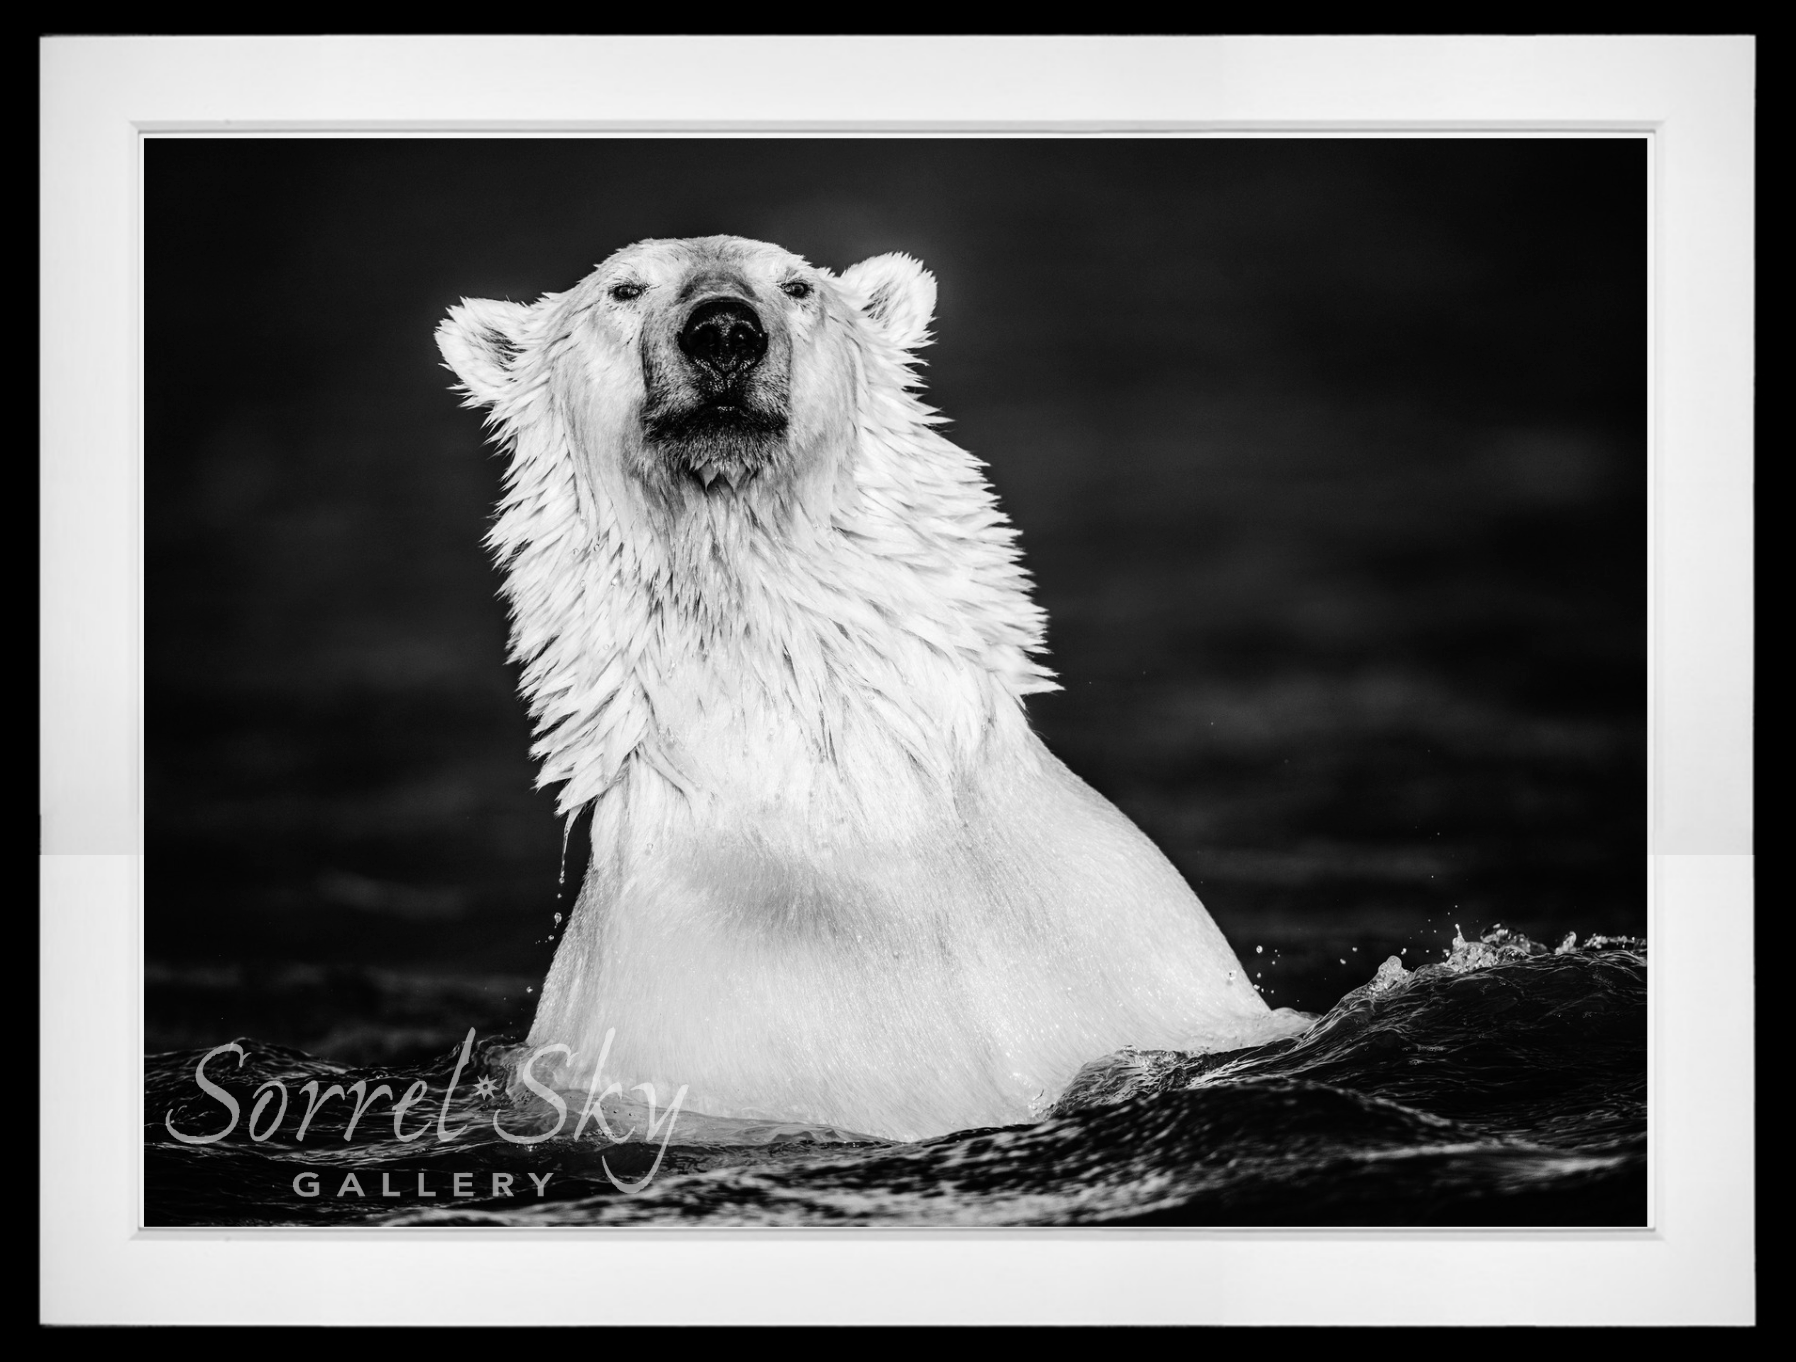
645 400 789 491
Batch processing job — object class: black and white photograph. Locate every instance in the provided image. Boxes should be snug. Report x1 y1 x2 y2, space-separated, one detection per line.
145 134 1649 1228
40 34 1754 1327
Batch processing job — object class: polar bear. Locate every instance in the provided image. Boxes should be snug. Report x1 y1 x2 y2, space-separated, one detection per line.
437 236 1287 1141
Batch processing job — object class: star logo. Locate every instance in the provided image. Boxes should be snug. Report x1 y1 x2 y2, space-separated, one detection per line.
470 1076 500 1101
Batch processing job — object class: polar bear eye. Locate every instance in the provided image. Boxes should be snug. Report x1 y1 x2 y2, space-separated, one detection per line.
608 281 645 302
780 280 813 300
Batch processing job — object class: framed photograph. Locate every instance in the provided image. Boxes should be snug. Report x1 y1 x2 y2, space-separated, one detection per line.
42 37 1753 1326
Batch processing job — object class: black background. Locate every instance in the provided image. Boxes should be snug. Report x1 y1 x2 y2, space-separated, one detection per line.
147 137 1645 1060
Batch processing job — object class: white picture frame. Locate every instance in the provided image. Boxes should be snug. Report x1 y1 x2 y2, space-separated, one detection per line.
40 35 1753 1326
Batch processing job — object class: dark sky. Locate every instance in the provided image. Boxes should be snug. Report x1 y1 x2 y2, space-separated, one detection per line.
146 137 1645 1043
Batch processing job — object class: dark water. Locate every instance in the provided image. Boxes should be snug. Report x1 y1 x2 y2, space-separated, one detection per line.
146 928 1646 1228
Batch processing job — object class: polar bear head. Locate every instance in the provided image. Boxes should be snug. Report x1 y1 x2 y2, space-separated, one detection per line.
437 236 936 525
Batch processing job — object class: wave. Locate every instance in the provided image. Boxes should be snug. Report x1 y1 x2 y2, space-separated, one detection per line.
145 928 1646 1227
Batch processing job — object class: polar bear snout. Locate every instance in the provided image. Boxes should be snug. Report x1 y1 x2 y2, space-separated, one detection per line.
639 290 791 492
678 298 768 384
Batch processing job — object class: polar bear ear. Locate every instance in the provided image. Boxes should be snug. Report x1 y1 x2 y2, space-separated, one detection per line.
840 253 937 352
436 297 533 407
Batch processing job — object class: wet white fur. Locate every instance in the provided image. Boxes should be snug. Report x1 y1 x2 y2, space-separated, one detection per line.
437 237 1280 1140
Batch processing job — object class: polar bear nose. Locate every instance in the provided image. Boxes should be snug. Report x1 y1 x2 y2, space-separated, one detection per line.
678 298 768 380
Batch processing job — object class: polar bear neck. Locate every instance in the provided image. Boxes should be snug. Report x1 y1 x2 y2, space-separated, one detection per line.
483 342 1058 830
